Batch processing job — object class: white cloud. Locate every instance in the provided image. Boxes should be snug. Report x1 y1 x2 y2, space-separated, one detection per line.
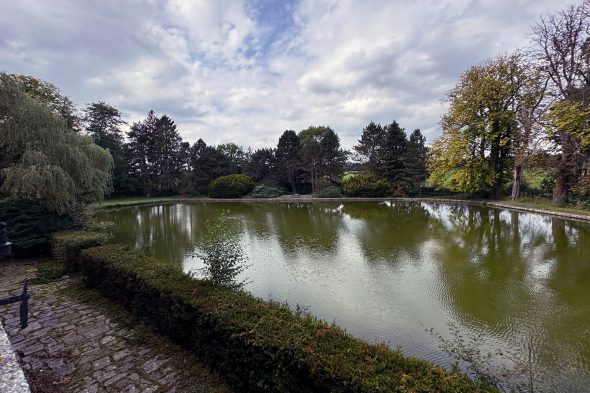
0 0 566 149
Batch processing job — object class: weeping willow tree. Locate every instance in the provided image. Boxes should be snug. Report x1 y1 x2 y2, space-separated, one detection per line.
0 73 113 214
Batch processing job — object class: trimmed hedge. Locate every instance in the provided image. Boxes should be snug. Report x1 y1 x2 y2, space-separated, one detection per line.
343 173 391 197
52 230 109 272
75 243 493 392
209 174 255 198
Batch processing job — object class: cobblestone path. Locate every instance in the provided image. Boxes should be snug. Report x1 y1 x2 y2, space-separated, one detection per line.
0 260 231 393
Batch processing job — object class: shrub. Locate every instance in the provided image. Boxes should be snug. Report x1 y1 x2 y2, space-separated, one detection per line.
52 230 109 272
248 185 284 198
0 197 76 255
343 173 391 197
194 215 250 289
77 243 491 392
208 174 255 198
314 186 343 198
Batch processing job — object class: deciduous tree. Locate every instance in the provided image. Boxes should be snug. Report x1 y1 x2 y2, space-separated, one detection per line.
0 74 112 213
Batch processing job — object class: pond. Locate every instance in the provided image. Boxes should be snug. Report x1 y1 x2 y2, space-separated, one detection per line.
97 201 590 390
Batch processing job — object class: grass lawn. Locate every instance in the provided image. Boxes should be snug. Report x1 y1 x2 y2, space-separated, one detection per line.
494 197 590 218
96 195 205 209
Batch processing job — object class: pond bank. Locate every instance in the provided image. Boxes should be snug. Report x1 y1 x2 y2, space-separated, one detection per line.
97 195 590 222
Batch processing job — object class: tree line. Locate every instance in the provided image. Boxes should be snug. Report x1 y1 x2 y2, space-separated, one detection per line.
85 105 428 198
0 71 428 201
427 0 590 204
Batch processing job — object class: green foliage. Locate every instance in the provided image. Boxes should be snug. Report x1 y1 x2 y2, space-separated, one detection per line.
427 129 496 193
244 148 275 183
208 174 255 198
343 173 391 197
0 74 113 213
248 185 284 198
0 197 76 255
194 215 249 289
216 143 247 174
299 126 348 193
126 111 183 196
5 73 81 131
428 55 524 197
404 129 429 195
354 122 385 173
354 122 427 195
313 186 343 198
77 243 491 392
182 139 237 195
52 230 109 272
275 130 301 192
83 101 130 197
378 121 408 186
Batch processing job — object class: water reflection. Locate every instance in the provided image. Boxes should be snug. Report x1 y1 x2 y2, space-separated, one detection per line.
98 201 590 390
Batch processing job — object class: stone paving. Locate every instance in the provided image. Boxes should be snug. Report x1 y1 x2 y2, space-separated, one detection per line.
0 260 231 393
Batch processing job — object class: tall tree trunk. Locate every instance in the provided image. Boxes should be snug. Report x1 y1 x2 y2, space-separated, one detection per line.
288 169 297 194
511 164 522 200
553 170 567 205
553 135 572 205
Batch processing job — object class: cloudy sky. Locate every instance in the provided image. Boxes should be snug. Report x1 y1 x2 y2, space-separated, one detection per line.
0 0 566 149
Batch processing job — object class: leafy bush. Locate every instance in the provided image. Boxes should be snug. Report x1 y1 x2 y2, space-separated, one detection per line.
52 230 109 272
314 186 343 198
193 215 249 289
343 173 391 197
0 197 76 255
208 174 255 198
248 185 284 198
75 242 491 392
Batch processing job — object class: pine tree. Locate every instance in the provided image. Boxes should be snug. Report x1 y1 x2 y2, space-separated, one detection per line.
378 121 408 193
275 130 301 192
404 129 428 195
354 121 385 173
127 110 158 196
154 115 182 193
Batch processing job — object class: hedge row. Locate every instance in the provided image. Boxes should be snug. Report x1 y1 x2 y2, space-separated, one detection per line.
343 173 391 197
209 174 255 198
52 230 109 272
64 240 493 392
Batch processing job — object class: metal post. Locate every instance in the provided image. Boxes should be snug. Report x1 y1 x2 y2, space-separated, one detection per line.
0 278 30 329
19 279 29 329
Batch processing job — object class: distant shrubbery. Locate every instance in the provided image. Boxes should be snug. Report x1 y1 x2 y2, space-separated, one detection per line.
208 174 255 198
248 185 284 198
343 173 391 197
314 186 343 198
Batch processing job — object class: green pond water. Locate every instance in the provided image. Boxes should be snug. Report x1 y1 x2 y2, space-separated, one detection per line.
98 201 590 390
